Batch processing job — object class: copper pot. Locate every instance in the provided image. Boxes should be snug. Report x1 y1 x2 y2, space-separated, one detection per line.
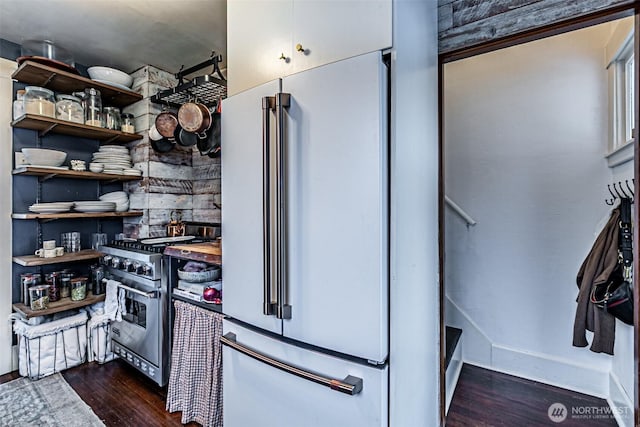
155 111 179 140
178 102 211 136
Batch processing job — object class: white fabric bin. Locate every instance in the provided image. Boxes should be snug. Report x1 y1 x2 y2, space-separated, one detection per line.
13 311 88 379
87 313 116 364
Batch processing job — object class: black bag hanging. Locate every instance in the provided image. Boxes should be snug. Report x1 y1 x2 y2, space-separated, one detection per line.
591 198 634 325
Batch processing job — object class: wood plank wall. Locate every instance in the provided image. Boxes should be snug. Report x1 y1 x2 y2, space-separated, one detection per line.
122 65 221 238
438 0 636 54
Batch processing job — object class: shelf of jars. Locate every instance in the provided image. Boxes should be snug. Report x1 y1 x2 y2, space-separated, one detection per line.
13 293 106 319
13 166 143 182
12 211 143 221
12 61 142 108
11 114 142 143
13 249 103 267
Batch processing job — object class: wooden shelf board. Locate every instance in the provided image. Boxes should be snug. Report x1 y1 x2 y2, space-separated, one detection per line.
13 249 103 266
12 115 143 143
13 166 142 181
13 293 106 319
12 211 143 220
12 61 142 108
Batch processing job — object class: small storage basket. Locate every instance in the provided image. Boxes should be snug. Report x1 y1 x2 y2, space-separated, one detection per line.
13 311 88 380
87 314 115 364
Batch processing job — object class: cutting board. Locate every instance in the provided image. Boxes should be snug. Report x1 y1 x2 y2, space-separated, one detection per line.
164 242 222 264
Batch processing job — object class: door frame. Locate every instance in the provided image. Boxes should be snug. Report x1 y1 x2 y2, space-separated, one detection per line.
438 3 640 426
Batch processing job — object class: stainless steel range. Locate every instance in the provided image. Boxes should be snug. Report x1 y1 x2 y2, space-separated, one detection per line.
99 239 171 386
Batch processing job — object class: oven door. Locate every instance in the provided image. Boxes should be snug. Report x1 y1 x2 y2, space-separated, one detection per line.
108 276 161 367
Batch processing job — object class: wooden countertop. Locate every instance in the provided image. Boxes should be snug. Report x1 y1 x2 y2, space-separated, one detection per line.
163 242 222 264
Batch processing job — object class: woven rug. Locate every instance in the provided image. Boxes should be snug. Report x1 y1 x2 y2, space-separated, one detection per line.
0 373 105 427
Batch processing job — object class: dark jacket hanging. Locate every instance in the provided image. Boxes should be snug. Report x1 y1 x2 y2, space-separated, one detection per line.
573 207 619 355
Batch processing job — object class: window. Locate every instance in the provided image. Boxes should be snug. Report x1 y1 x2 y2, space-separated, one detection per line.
607 21 635 153
625 53 635 142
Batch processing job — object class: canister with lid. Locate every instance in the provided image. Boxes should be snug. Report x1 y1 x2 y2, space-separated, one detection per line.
56 94 84 124
82 88 103 127
121 113 135 133
70 277 87 301
23 86 55 118
103 107 121 130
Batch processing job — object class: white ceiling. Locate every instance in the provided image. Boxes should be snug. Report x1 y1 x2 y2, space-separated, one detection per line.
0 0 227 75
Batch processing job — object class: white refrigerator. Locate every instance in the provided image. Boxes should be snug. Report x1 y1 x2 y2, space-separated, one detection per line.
221 51 389 426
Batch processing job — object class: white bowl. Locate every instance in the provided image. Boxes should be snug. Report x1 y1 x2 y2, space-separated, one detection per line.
21 148 67 167
87 66 133 88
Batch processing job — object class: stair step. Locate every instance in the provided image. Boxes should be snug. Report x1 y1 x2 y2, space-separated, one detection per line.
445 326 462 370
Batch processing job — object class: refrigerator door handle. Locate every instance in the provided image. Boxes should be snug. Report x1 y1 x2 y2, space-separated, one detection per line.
275 92 292 320
262 96 276 316
221 332 363 395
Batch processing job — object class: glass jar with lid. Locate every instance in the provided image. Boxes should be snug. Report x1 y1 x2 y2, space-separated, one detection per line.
103 106 121 130
121 113 135 133
70 277 87 301
23 86 55 118
82 88 103 127
56 94 84 124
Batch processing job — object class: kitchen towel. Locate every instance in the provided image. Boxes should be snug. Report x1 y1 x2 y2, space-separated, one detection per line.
104 279 125 322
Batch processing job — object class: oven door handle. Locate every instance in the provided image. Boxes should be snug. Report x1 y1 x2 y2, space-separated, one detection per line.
102 279 158 299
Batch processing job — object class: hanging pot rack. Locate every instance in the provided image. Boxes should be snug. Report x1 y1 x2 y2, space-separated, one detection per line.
150 51 227 109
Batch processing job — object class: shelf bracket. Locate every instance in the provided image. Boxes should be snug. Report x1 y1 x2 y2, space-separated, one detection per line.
39 123 58 137
39 173 58 182
103 135 119 144
40 218 59 224
40 72 57 88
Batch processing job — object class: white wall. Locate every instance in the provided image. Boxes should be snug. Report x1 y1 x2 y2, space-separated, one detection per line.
444 23 623 395
0 58 16 374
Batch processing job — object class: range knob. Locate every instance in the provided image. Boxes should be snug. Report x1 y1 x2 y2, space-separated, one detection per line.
102 255 112 266
142 264 153 276
132 261 142 274
123 259 134 271
111 257 122 269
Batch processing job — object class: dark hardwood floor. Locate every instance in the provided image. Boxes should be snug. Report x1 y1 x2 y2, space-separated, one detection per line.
447 364 619 426
0 360 196 427
0 360 622 426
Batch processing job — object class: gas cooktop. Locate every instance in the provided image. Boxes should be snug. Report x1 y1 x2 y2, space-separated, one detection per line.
103 236 216 255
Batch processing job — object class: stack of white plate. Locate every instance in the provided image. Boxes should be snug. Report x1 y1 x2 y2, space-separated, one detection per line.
98 191 130 212
123 168 142 177
92 145 132 175
73 201 117 213
29 202 74 213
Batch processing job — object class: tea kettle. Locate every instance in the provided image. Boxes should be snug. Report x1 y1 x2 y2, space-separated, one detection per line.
166 211 186 237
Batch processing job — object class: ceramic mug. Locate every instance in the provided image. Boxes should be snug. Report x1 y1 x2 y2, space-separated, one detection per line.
55 247 64 256
35 248 56 258
43 240 56 250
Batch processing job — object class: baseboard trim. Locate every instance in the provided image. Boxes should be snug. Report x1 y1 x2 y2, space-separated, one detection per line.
445 342 463 414
463 344 610 399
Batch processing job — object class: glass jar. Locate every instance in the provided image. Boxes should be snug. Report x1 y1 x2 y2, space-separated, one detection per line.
55 94 84 124
103 106 121 130
121 113 135 133
20 273 41 306
29 285 50 310
45 272 61 302
23 86 55 118
13 89 25 120
60 276 71 298
90 265 105 295
70 277 87 301
82 88 103 127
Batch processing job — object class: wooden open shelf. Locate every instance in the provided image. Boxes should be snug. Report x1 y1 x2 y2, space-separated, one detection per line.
12 115 143 143
13 249 103 267
13 166 143 181
12 61 142 108
13 293 106 319
12 211 143 220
